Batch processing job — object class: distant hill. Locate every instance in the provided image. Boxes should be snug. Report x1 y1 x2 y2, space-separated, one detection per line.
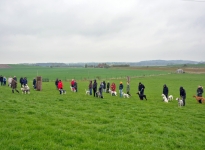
15 60 204 67
130 60 199 66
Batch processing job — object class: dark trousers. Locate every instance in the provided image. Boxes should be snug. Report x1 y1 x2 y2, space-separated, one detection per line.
182 96 186 106
93 89 97 97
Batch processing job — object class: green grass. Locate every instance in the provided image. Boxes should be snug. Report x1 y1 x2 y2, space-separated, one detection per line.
0 71 205 149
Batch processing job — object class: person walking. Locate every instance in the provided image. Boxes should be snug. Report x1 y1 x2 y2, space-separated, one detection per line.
119 81 123 97
89 80 92 95
93 79 97 97
180 86 186 106
138 82 145 95
11 78 19 93
163 84 169 99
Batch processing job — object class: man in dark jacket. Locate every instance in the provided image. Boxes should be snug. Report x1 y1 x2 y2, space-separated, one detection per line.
23 77 27 86
55 78 59 90
138 82 145 95
93 79 97 97
33 78 36 90
106 81 110 93
197 85 203 103
197 85 203 97
0 75 3 86
163 84 169 99
180 86 186 106
20 77 24 87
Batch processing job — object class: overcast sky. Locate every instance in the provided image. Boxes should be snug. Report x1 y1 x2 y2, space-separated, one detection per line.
0 0 205 63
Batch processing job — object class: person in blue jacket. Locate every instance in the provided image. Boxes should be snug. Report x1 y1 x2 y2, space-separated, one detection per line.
119 81 123 97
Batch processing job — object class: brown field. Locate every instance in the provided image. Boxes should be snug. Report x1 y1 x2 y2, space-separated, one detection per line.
112 66 205 74
0 64 10 68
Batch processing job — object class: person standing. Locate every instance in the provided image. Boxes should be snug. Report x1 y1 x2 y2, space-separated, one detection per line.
197 85 203 97
11 78 19 93
103 81 106 92
119 81 123 97
138 82 145 95
106 81 110 93
23 77 28 86
99 82 104 98
93 79 97 97
20 77 24 87
180 86 186 106
163 84 169 99
111 82 116 92
33 78 36 90
71 79 75 91
89 80 92 95
55 78 59 90
57 80 63 94
196 85 203 103
8 76 12 87
126 81 131 96
3 76 7 86
0 75 3 86
74 80 78 92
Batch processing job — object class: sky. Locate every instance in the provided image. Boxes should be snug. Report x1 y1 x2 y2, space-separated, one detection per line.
0 0 205 64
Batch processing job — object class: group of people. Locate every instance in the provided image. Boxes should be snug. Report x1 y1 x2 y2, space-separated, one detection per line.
2 75 204 105
0 75 7 86
70 79 78 92
55 78 78 94
1 75 37 93
163 84 204 106
19 77 28 87
87 80 133 98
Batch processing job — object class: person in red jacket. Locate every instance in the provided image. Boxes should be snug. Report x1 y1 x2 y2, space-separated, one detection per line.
58 80 63 94
70 79 75 91
111 82 116 91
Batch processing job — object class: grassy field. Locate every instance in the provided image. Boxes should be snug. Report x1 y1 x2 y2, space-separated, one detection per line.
0 66 205 150
1 64 170 82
